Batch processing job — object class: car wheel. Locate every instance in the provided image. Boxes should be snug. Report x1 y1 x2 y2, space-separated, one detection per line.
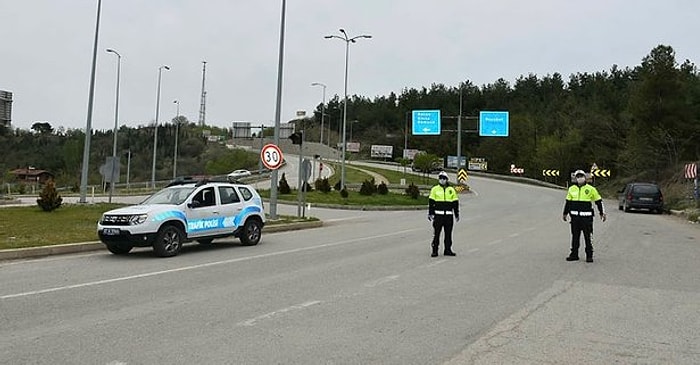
197 239 214 245
240 218 262 246
618 203 623 211
106 243 133 255
153 224 184 257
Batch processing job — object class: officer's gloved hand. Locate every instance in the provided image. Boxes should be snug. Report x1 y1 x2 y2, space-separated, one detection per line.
455 215 460 222
428 214 434 221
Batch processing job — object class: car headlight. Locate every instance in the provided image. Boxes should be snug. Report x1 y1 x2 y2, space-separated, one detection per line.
130 214 148 225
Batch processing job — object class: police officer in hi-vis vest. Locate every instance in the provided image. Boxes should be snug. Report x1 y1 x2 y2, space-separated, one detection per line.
562 170 606 262
428 171 460 257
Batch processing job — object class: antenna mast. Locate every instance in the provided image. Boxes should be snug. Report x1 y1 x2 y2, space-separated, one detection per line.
198 60 207 126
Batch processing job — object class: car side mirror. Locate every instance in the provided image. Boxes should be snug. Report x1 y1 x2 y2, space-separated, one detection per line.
188 200 202 209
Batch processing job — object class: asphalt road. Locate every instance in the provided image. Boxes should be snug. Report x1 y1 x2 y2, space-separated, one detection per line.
1 175 699 364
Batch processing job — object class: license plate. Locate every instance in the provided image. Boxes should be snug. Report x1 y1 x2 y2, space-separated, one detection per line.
639 197 653 201
103 228 121 235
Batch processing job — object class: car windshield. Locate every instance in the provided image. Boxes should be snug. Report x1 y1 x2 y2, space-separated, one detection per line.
140 186 196 205
634 185 660 194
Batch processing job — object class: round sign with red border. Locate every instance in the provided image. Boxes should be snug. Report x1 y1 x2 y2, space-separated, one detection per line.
260 144 284 170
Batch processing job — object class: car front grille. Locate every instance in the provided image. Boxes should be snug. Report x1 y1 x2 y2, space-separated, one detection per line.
101 215 132 226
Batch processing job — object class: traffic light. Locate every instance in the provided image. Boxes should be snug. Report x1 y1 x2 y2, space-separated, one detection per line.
289 132 303 145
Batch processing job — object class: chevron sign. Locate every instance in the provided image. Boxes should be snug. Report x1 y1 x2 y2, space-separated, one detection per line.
542 169 560 177
591 169 611 177
457 168 468 182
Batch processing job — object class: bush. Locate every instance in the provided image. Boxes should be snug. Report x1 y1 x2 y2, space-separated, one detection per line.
359 177 377 196
334 180 342 191
278 173 291 194
36 180 63 212
405 182 420 199
340 187 349 198
377 181 389 195
315 177 332 193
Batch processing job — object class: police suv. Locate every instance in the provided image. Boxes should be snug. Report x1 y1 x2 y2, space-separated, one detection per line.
97 179 265 257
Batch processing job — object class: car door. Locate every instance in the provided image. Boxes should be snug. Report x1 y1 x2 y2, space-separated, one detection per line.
185 186 226 238
218 185 247 232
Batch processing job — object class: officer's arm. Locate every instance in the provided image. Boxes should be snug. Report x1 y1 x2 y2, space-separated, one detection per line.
595 199 605 215
563 200 571 215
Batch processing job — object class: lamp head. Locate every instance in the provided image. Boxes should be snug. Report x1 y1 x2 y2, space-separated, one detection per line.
324 35 333 39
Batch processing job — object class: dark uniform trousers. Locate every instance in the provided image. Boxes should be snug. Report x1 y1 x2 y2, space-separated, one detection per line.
570 217 593 258
432 214 454 253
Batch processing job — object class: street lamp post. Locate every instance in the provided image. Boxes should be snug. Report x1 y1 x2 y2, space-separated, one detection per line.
269 0 286 220
106 48 121 203
125 149 131 190
311 82 326 146
172 100 180 179
79 0 102 203
151 65 170 189
324 29 371 189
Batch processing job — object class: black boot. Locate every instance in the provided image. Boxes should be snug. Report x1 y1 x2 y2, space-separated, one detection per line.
431 246 438 257
566 255 579 261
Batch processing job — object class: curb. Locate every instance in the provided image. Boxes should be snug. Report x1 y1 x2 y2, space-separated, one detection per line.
0 221 323 262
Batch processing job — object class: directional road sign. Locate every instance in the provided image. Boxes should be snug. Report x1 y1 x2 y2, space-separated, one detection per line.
542 169 560 177
591 169 611 177
479 111 509 137
260 144 284 170
457 168 468 182
412 110 441 135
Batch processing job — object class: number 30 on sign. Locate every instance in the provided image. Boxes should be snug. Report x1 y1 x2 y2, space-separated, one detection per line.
260 144 284 170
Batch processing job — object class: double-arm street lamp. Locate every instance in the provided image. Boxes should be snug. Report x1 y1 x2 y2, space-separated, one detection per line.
151 65 170 189
172 100 180 179
106 48 121 203
311 82 327 146
324 29 371 189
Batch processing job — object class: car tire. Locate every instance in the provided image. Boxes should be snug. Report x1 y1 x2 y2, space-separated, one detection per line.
618 203 623 211
106 243 133 255
239 218 262 246
197 239 214 245
153 224 184 257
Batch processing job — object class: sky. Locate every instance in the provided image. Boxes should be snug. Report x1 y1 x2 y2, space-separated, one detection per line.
2 0 700 132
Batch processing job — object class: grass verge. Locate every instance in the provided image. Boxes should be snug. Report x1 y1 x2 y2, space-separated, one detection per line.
0 203 317 250
260 190 428 206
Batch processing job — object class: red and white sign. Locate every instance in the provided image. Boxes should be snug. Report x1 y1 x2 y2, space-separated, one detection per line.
510 164 524 174
685 163 697 179
260 144 284 170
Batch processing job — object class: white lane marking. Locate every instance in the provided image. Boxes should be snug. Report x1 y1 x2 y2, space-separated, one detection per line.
106 362 128 365
509 233 520 238
467 248 480 254
0 228 424 300
487 239 503 246
364 275 400 288
422 259 448 268
237 300 321 327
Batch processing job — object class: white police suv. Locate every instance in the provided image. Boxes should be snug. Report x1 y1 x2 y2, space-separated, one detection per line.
97 179 265 257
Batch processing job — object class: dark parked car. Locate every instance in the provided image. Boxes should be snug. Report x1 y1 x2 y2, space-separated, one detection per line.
618 183 664 213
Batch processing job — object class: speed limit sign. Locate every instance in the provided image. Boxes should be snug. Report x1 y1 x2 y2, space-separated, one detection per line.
260 144 284 170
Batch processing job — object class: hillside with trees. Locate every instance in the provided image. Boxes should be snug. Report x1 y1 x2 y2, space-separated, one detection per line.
1 45 698 206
